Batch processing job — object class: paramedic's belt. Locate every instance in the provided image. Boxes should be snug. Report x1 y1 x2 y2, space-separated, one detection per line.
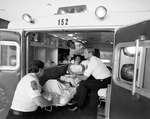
9 109 35 116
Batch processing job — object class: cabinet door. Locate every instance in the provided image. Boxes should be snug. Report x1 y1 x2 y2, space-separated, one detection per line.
40 67 58 86
39 65 68 86
57 65 68 77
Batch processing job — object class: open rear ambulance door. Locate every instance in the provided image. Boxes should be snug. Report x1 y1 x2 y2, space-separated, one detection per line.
0 30 24 119
110 20 150 119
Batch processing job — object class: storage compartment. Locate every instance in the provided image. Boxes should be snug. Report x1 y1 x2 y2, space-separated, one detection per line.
28 32 58 65
58 48 69 64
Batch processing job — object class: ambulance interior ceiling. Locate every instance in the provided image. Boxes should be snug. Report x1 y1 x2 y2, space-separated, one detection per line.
42 31 114 49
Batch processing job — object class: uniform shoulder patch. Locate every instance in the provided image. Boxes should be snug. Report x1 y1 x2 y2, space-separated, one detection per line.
31 81 38 90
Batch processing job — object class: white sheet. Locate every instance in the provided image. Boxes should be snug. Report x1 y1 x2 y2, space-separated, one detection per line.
42 80 76 106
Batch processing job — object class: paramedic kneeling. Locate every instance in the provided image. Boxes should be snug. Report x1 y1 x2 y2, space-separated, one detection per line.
68 47 111 115
6 60 60 119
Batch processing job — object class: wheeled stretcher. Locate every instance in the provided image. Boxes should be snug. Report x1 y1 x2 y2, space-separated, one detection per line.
42 80 76 111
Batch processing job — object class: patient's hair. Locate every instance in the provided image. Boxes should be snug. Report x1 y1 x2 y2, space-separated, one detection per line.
74 55 84 63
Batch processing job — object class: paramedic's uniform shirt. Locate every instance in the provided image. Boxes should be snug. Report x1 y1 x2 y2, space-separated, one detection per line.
81 60 89 70
11 73 42 112
84 56 111 80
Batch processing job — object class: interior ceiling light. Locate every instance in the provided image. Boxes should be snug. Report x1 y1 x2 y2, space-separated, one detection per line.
67 34 74 37
22 13 34 24
95 6 107 20
73 36 78 39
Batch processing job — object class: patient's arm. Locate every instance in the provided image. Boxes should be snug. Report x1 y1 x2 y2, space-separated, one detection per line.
67 64 74 75
73 64 85 75
74 71 84 75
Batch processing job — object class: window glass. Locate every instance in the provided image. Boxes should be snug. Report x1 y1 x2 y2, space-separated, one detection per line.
0 41 20 70
119 47 136 84
113 42 139 90
100 50 113 66
142 48 150 90
114 41 150 99
124 46 140 57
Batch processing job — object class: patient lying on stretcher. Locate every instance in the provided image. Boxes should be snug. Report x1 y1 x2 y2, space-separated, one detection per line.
42 80 76 107
42 55 85 107
60 55 85 87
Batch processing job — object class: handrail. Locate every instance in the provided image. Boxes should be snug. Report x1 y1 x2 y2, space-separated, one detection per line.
104 84 111 119
132 39 139 95
136 36 145 88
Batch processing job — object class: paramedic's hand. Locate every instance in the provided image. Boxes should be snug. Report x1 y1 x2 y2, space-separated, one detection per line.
51 93 60 105
42 91 52 100
42 91 50 96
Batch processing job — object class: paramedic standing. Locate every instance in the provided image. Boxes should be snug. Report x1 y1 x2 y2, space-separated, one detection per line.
6 60 60 119
68 47 111 115
66 40 84 62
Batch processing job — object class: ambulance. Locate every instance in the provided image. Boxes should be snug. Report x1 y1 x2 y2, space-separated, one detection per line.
1 0 150 119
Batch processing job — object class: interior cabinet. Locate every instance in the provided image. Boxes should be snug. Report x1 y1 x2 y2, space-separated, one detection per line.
59 39 68 48
28 32 70 66
29 33 58 65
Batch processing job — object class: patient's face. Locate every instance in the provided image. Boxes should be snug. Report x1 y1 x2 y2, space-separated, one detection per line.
74 56 81 64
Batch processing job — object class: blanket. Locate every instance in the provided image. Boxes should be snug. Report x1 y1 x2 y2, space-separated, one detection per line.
42 80 76 106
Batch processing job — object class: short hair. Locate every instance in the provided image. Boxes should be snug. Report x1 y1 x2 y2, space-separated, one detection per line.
84 47 95 55
28 60 44 73
66 40 75 48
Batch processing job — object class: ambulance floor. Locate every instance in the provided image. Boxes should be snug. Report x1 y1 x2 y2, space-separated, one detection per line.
35 95 104 119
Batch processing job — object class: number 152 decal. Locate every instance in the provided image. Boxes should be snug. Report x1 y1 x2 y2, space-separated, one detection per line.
58 19 69 25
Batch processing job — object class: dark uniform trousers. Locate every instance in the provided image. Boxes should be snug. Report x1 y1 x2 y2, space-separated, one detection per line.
75 76 111 113
6 109 37 119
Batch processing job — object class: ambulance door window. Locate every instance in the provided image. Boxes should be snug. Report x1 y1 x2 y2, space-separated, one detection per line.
0 41 20 70
113 40 150 99
113 42 138 90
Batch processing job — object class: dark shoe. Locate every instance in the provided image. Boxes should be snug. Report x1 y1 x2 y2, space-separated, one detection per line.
68 104 82 111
